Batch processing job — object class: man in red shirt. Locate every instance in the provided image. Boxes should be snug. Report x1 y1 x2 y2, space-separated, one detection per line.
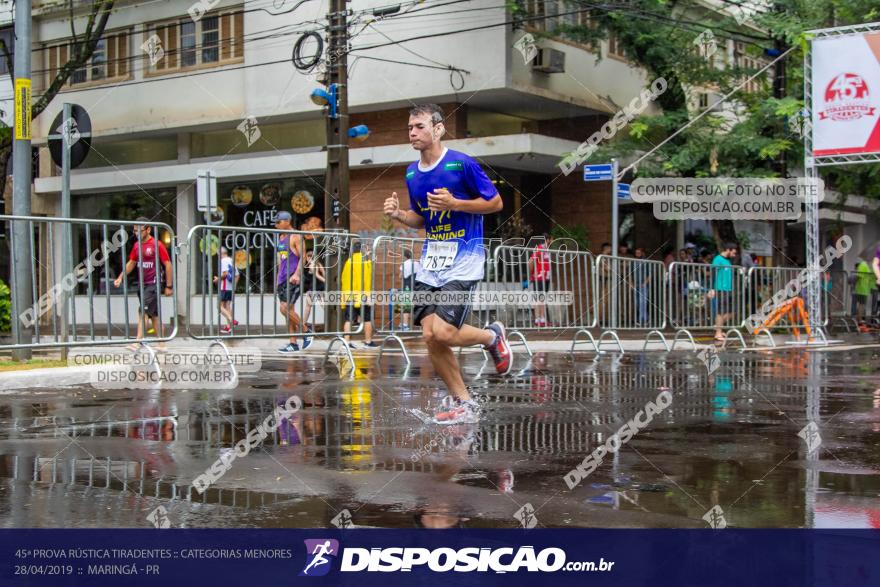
114 218 173 345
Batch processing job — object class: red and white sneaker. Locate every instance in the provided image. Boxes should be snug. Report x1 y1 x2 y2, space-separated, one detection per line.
221 325 232 333
433 399 481 425
485 321 513 375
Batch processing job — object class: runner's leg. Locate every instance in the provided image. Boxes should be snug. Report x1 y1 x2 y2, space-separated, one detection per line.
421 314 470 401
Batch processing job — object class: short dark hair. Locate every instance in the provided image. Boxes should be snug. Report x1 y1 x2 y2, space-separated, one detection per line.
403 248 413 260
601 242 611 249
409 104 444 125
723 241 737 251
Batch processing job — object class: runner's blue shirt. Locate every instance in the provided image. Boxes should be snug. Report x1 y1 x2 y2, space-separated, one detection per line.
405 148 497 286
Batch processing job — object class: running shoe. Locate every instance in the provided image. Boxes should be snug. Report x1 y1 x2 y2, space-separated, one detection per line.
278 342 300 354
362 341 379 348
221 325 231 334
432 399 480 425
233 320 240 326
301 334 313 350
485 321 513 375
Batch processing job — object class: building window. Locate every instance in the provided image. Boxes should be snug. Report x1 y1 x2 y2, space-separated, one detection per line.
526 1 593 39
148 9 243 74
0 27 13 76
734 41 766 93
46 31 130 88
525 0 546 32
608 34 626 60
698 93 709 109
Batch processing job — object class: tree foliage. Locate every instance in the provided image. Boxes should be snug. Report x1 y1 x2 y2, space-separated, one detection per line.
515 0 880 198
0 0 116 196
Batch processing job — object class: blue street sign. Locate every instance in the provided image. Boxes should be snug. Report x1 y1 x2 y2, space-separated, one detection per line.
618 183 631 199
583 163 614 181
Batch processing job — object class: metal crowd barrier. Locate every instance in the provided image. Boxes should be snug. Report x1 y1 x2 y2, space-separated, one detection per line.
826 270 855 331
369 235 425 365
3 215 178 350
186 225 370 362
594 255 667 350
666 261 747 346
491 244 598 355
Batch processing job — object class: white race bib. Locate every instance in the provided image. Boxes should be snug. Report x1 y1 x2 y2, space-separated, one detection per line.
424 241 458 271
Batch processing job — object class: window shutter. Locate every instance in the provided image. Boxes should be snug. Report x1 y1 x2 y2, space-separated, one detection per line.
48 46 57 87
107 34 116 78
118 31 128 76
233 11 243 58
220 14 231 60
168 23 178 69
60 44 68 84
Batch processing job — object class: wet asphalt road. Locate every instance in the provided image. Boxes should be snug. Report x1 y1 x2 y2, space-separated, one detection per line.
0 345 879 529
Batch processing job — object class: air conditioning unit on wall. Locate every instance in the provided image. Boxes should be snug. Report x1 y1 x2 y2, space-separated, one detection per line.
531 48 566 74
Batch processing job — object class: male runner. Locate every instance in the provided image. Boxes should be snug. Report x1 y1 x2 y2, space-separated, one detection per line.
274 211 311 353
114 218 173 346
383 104 512 425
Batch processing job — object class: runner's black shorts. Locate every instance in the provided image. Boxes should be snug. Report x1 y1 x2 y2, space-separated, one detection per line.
412 279 478 329
219 290 232 302
139 284 159 318
277 283 301 305
345 304 372 322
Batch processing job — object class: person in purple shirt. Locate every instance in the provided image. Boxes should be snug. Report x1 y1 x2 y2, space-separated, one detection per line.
275 211 310 354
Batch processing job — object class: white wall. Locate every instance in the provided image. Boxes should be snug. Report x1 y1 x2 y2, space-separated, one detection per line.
30 0 638 141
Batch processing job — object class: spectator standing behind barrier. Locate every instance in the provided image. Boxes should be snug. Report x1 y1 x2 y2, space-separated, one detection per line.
212 247 239 333
529 233 552 327
633 247 650 326
707 243 736 342
662 247 675 269
301 249 325 334
274 211 311 354
113 218 173 348
854 258 874 322
400 248 421 331
341 242 376 348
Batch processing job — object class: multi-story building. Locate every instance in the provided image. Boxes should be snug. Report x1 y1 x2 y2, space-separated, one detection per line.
2 0 875 320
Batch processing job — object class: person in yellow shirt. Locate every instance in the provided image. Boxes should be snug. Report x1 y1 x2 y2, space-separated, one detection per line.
341 242 376 348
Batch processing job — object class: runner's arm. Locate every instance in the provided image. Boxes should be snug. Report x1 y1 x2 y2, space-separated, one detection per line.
391 209 425 229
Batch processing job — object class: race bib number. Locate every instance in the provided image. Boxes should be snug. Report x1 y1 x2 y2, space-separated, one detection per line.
424 241 458 271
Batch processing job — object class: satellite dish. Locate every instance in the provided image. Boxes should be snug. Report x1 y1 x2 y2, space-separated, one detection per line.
48 104 92 168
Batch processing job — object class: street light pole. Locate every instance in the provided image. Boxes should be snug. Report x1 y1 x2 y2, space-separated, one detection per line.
11 0 33 360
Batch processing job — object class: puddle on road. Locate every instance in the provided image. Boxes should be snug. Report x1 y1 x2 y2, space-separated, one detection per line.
0 349 878 528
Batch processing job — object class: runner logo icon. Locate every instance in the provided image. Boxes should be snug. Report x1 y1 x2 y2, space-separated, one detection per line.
300 539 339 577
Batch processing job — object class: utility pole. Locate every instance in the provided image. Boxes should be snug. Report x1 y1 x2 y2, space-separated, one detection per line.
11 0 33 360
323 0 350 232
321 0 350 332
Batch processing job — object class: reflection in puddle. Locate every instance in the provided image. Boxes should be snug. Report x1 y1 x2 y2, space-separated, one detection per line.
0 349 877 528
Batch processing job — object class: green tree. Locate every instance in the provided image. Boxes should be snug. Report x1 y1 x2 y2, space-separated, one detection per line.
0 0 117 197
517 0 880 244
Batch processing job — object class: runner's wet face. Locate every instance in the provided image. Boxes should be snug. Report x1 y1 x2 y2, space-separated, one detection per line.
408 113 441 150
